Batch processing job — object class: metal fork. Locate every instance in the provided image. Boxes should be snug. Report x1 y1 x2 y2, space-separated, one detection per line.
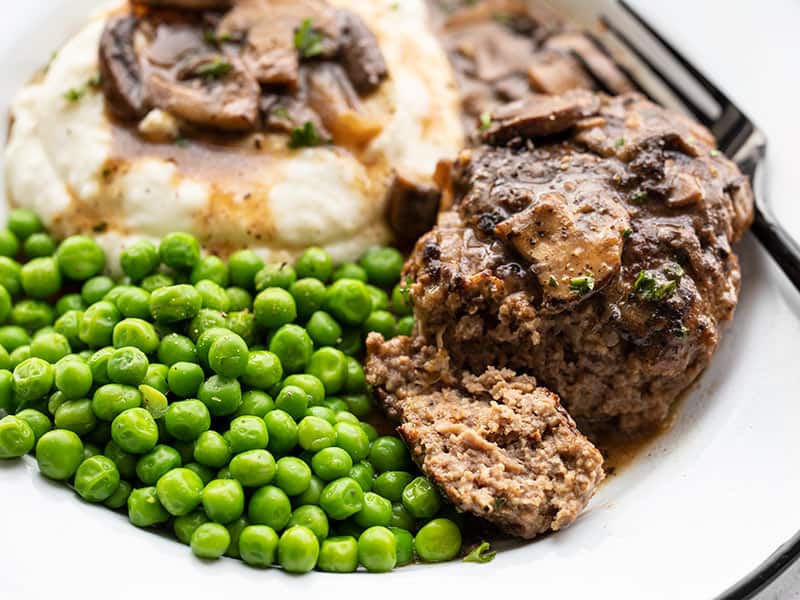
558 0 800 295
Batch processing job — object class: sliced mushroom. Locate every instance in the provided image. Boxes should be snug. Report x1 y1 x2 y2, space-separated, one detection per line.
305 63 382 145
386 172 442 250
134 0 231 9
99 16 150 120
217 0 341 88
545 33 634 95
146 53 260 131
337 11 387 94
483 90 600 145
261 93 329 139
527 48 595 94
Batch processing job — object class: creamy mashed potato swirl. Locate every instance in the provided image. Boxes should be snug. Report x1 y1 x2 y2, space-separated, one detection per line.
5 0 463 268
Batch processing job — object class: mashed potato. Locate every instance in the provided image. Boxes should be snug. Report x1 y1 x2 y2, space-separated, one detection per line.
5 0 464 268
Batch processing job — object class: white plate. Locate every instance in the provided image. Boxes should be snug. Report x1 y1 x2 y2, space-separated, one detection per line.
1 1 800 599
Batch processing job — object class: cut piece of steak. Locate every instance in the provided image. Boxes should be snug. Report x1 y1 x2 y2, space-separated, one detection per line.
366 334 605 539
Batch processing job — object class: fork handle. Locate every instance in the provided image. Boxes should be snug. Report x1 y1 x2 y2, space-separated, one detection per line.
751 205 800 293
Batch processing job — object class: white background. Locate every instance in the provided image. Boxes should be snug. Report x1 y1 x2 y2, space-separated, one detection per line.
1 1 799 599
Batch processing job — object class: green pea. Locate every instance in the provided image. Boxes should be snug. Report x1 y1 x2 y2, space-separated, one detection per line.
139 384 168 419
239 525 279 567
275 385 309 422
253 287 297 329
29 332 70 364
128 486 170 527
324 279 372 326
0 415 35 458
87 348 113 386
305 311 341 348
264 409 298 455
0 346 9 372
332 262 367 282
13 300 54 331
81 276 115 305
142 363 169 394
288 505 329 541
140 273 174 292
159 232 200 271
289 278 327 320
229 250 264 289
184 462 216 486
357 525 397 572
202 478 245 524
0 259 22 301
14 408 51 441
196 279 231 312
91 384 141 421
320 477 364 520
396 316 415 337
342 394 373 419
235 390 274 419
194 326 230 365
229 449 276 487
9 345 31 370
191 256 229 287
79 301 121 348
193 430 231 468
228 416 269 454
360 247 404 288
22 232 55 258
55 294 85 318
36 429 84 479
402 476 441 519
241 350 283 390
354 492 392 528
274 456 311 496
248 485 291 530
198 375 242 417
333 421 370 462
111 408 158 454
0 326 28 352
136 444 182 485
363 310 396 339
297 415 336 452
56 236 105 280
288 475 322 508
225 516 249 558
312 447 353 482
167 362 204 398
208 332 249 378
414 518 461 562
390 283 413 315
226 287 252 312
369 436 411 473
104 480 133 510
373 471 414 502
7 209 42 240
74 455 120 502
283 374 325 406
107 346 149 386
225 310 259 346
164 400 210 442
149 285 202 324
389 527 414 566
278 525 319 573
157 333 197 366
54 399 96 435
174 510 209 544
317 535 358 572
343 358 366 394
13 357 53 409
0 229 20 258
156 467 204 516
19 257 59 299
307 347 347 395
269 324 313 374
120 240 159 282
365 285 389 312
113 318 159 354
306 405 336 425
53 310 84 351
348 461 374 492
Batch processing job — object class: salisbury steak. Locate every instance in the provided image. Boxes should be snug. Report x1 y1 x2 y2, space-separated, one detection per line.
401 91 754 433
366 334 604 539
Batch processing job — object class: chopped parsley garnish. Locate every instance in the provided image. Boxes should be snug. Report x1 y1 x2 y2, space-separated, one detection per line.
64 87 85 102
271 107 291 121
194 57 232 79
479 111 493 131
633 263 683 303
88 73 103 88
289 121 325 149
204 30 233 45
389 1 400 9
569 276 595 296
622 227 633 239
630 190 649 204
46 51 58 73
547 275 558 288
294 19 324 58
463 542 497 564
493 497 507 511
673 325 690 339
615 137 626 147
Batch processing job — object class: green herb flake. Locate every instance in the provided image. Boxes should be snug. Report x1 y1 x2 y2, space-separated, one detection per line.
63 86 86 102
88 73 103 88
204 30 233 45
632 268 680 302
479 111 493 131
271 107 291 121
622 227 633 239
389 1 400 9
569 276 595 296
46 51 58 73
630 190 649 205
493 497 507 511
194 57 232 80
294 19 324 58
547 275 558 288
464 542 497 564
673 325 690 339
289 121 325 149
615 137 626 147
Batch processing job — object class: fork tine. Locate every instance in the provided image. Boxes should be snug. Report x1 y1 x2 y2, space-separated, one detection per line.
616 1 730 107
599 15 715 127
